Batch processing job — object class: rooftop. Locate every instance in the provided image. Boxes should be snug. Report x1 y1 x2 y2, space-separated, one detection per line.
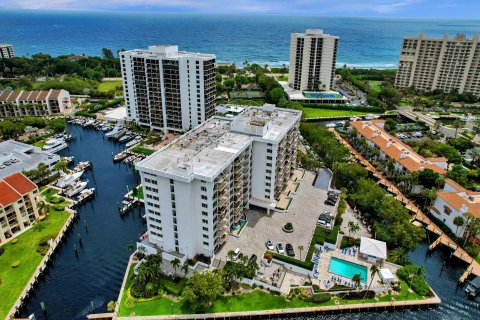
122 45 215 60
0 140 60 179
137 105 301 180
0 172 37 206
293 29 339 39
351 120 447 174
437 179 480 218
360 237 387 259
0 89 66 102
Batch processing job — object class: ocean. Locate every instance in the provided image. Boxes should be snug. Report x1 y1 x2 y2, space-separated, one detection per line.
1 10 480 68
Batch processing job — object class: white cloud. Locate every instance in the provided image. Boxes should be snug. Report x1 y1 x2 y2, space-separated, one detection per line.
373 0 421 13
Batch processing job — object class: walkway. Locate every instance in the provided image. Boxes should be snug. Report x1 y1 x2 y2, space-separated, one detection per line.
330 129 480 282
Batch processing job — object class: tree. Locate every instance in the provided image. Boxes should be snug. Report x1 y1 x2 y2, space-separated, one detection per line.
171 258 181 276
463 219 480 247
268 87 285 105
223 78 235 90
227 250 235 261
387 247 409 266
418 169 440 189
453 216 465 235
298 245 304 260
452 120 462 138
181 271 223 311
54 158 68 174
47 118 67 133
107 300 116 312
181 263 190 278
102 48 114 60
418 188 437 209
126 242 135 253
348 221 360 238
352 273 362 289
363 264 379 299
384 118 397 132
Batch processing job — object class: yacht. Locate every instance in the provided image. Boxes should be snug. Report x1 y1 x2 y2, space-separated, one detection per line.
326 122 337 128
119 134 133 143
42 138 67 152
64 181 88 198
125 138 140 148
83 119 96 127
56 170 84 188
365 114 380 120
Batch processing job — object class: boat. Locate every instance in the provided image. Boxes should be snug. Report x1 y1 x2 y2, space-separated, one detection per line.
73 188 95 206
335 121 346 127
42 138 68 152
365 114 380 120
119 198 138 215
119 134 134 143
350 116 361 121
326 123 336 128
105 127 121 137
72 161 92 172
465 277 480 298
113 152 129 162
64 181 88 197
56 170 84 188
124 155 137 164
83 119 96 127
101 125 112 132
112 129 127 140
125 139 140 148
132 157 143 165
63 156 74 164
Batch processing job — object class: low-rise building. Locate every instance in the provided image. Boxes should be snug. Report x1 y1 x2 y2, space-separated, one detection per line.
0 89 70 117
430 179 480 238
0 140 60 179
136 104 301 259
350 120 447 175
0 172 40 244
0 44 14 59
360 237 387 264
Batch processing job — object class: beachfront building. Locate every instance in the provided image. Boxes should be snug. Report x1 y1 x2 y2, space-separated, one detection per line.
0 89 71 117
0 140 60 179
430 179 480 238
350 120 447 177
136 104 301 259
282 29 348 104
359 237 387 264
395 33 480 97
0 172 40 244
0 44 14 59
120 45 216 133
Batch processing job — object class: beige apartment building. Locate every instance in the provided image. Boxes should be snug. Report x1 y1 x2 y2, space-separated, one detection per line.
395 33 480 97
0 89 71 117
288 29 339 92
0 172 40 244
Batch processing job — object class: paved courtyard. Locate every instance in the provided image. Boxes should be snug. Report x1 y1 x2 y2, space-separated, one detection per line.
218 171 338 262
340 205 372 239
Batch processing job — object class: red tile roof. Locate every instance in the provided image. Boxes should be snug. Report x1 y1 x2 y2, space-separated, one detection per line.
3 172 37 195
0 181 20 206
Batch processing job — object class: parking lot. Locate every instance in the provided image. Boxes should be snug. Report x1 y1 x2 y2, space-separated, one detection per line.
217 171 338 262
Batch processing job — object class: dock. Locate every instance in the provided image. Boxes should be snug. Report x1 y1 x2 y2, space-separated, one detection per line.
330 129 480 282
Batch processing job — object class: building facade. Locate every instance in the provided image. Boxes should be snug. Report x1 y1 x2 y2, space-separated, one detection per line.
136 104 301 259
0 44 14 59
0 89 70 117
288 29 339 92
120 45 216 133
0 172 40 244
430 179 480 238
395 33 480 97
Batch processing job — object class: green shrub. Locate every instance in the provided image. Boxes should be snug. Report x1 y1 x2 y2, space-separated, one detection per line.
0 248 4 256
11 260 21 268
312 293 331 303
341 290 375 300
54 204 64 211
36 246 49 256
284 222 294 231
11 238 18 244
397 265 431 296
269 251 313 270
51 197 65 204
341 237 361 249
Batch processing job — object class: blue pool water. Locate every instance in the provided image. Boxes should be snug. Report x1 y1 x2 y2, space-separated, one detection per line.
303 92 342 99
328 257 368 282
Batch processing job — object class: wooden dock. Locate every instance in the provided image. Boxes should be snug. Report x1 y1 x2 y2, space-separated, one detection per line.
86 313 115 319
331 129 480 283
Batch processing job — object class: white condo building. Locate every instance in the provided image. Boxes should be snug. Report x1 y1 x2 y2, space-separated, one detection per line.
120 45 216 133
136 104 301 259
288 29 339 92
0 44 14 59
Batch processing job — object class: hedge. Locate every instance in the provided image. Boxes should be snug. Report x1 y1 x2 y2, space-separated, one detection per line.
300 103 384 113
306 226 340 261
312 293 331 303
11 260 21 268
341 290 375 300
268 251 313 270
397 265 431 297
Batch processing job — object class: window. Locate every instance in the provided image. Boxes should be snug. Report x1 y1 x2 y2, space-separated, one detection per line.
201 195 207 200
202 211 208 216
202 219 208 224
443 206 452 215
202 203 208 208
267 149 272 153
203 227 208 231
266 163 272 167
203 241 209 246
203 234 209 239
201 186 207 192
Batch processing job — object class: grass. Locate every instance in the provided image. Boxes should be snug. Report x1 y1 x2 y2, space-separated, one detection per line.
98 80 123 94
33 139 46 148
399 101 411 106
134 186 144 200
131 145 155 156
277 76 288 81
0 207 71 319
368 81 382 93
41 188 59 203
303 108 372 119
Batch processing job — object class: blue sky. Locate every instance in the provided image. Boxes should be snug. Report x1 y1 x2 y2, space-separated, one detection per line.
1 0 479 18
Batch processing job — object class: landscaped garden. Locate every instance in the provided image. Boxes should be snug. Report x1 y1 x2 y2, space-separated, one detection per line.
302 108 372 119
0 207 71 319
131 145 156 156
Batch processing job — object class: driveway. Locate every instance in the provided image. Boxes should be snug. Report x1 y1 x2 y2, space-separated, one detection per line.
217 171 338 262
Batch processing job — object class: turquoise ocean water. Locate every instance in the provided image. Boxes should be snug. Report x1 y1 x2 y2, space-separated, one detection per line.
1 10 480 68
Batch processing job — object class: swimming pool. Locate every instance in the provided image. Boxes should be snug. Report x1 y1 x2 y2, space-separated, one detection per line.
303 91 343 99
328 257 367 282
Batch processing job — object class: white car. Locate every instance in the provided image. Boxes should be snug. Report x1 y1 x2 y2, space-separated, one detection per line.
266 240 274 251
276 243 285 254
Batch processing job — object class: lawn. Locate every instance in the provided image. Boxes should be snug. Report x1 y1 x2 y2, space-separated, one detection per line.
33 139 46 148
98 80 123 93
368 81 382 93
41 188 59 203
0 208 71 319
131 145 155 156
303 108 372 119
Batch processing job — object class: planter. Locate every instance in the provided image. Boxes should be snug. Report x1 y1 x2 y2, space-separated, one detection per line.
283 225 295 233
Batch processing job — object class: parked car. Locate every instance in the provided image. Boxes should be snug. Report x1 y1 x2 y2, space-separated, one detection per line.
233 248 240 261
324 198 336 206
266 240 274 251
250 254 257 262
276 243 285 254
286 243 295 257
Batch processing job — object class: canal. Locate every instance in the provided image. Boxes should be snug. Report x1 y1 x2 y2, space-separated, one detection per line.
20 125 480 319
20 124 146 319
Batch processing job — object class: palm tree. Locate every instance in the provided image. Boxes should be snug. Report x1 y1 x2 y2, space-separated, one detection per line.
298 245 304 260
460 211 475 238
453 216 465 236
363 264 379 299
463 219 480 247
348 221 360 239
54 158 68 174
171 258 181 276
453 119 462 138
352 274 362 289
419 188 437 210
181 263 189 278
126 242 135 254
227 250 235 261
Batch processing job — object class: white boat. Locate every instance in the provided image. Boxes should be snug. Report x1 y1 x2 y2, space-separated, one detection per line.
125 139 140 148
350 116 361 121
335 121 346 127
83 119 96 127
365 114 380 120
56 170 84 188
63 156 74 164
326 123 337 128
105 126 122 137
42 138 67 152
74 188 95 205
64 181 88 197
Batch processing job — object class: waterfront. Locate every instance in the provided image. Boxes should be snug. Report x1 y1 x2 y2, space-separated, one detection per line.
19 124 146 320
2 10 480 67
15 125 480 320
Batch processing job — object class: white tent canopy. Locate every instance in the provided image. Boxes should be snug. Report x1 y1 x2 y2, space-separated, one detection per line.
379 268 395 283
360 237 387 260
